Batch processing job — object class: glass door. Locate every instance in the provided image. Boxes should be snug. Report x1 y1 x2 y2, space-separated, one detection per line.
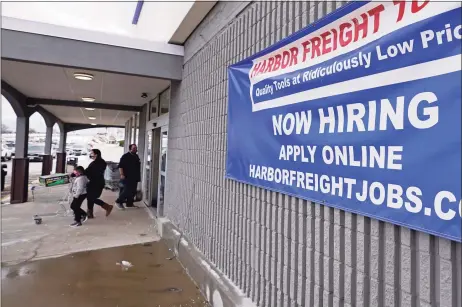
157 126 168 216
144 130 152 206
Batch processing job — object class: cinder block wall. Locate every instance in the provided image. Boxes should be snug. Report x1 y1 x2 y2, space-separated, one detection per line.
165 2 462 307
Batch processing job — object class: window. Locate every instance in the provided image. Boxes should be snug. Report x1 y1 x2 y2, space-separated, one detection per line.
150 97 159 120
159 88 170 115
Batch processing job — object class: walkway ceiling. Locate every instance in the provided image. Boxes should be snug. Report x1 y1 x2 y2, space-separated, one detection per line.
1 21 184 127
1 59 169 126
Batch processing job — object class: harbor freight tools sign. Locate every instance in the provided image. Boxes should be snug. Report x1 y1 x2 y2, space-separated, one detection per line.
226 1 462 241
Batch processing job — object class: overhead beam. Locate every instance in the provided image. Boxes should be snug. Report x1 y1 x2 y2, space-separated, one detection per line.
64 123 125 132
2 28 183 81
27 98 142 112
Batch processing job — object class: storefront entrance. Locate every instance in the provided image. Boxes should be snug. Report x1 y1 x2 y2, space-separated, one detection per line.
143 119 168 217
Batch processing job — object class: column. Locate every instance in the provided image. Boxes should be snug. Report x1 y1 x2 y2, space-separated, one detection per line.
56 128 67 174
11 116 29 204
134 113 139 144
42 124 53 175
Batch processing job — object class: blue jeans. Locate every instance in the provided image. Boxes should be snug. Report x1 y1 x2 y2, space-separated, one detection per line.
116 179 137 206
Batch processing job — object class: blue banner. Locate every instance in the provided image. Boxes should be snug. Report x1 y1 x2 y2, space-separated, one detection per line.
226 1 462 241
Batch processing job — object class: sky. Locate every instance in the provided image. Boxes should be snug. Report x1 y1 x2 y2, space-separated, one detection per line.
1 95 46 132
1 1 193 42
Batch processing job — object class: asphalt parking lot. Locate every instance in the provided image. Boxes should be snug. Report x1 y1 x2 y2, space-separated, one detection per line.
1 145 123 202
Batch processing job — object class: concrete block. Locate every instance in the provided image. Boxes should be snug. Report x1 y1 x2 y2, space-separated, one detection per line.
440 258 453 307
333 260 342 296
284 209 291 239
324 255 333 291
270 257 277 285
344 265 353 304
355 271 365 307
384 284 396 307
333 225 343 262
418 232 431 253
400 290 413 307
313 284 322 307
369 277 380 307
384 240 396 286
290 211 298 241
297 214 305 243
370 236 380 280
314 251 322 286
304 278 312 307
276 261 283 290
297 243 304 275
356 233 366 273
282 264 289 294
438 237 452 260
323 220 332 257
296 274 304 305
419 253 431 303
400 245 412 292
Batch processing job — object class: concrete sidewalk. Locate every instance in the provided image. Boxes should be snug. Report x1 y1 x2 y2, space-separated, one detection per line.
1 187 158 265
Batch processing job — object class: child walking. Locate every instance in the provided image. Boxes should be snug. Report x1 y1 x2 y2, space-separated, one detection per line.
70 166 89 227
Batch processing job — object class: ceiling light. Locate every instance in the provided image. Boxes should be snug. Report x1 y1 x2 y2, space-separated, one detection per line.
81 97 95 102
90 123 97 126
73 73 94 81
88 116 96 120
85 108 95 111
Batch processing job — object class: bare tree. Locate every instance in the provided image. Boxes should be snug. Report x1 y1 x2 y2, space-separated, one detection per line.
29 127 38 134
1 124 12 134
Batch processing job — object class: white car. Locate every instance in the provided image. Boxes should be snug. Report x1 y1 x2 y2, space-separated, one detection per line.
1 144 12 161
69 145 88 157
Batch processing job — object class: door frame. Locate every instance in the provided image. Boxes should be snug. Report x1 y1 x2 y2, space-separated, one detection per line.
143 114 169 215
157 125 168 217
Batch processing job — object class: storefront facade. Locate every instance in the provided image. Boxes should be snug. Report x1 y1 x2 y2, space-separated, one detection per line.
127 2 462 307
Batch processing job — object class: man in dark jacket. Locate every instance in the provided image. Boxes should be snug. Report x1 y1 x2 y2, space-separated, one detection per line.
85 149 113 218
115 144 141 209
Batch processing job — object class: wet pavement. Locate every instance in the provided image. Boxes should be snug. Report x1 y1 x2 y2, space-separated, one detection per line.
1 242 209 307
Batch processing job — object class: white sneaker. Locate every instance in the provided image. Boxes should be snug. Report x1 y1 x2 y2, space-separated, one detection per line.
81 215 88 224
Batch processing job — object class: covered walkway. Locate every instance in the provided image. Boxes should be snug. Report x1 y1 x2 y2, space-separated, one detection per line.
1 17 183 203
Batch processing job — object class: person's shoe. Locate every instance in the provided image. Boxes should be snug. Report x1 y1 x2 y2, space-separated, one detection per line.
125 203 137 208
81 215 88 224
87 211 94 219
103 203 113 217
116 202 125 210
70 222 82 227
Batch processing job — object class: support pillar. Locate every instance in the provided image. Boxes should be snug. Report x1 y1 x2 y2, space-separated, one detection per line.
41 155 53 176
56 129 67 173
11 116 29 204
42 125 53 175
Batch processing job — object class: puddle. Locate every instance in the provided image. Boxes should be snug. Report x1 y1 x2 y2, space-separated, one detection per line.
1 241 209 307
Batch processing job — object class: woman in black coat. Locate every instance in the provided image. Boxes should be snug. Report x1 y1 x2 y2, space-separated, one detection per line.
85 149 113 218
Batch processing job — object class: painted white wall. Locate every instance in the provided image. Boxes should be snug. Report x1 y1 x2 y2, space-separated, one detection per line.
1 1 193 42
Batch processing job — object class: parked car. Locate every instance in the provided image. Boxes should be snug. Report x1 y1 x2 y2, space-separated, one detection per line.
1 144 12 161
4 142 15 157
1 164 7 191
28 144 45 162
51 145 58 159
69 144 88 156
